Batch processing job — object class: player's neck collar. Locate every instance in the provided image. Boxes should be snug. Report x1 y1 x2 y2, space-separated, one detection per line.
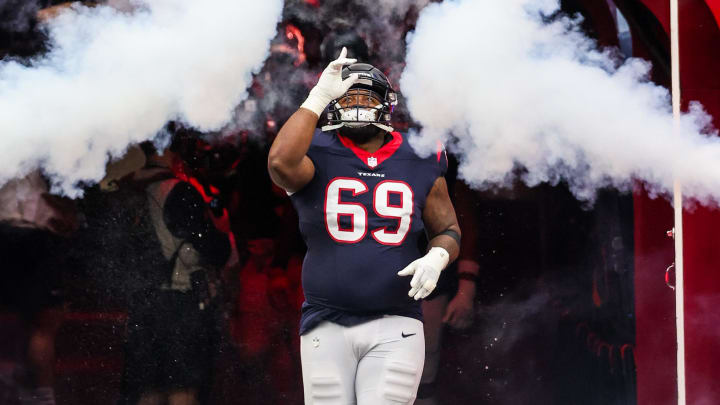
337 131 403 170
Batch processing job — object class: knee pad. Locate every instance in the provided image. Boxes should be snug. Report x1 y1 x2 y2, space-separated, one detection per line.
307 373 344 404
381 360 421 403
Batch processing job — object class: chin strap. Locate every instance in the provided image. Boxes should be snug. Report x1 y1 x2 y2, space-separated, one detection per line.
321 122 394 133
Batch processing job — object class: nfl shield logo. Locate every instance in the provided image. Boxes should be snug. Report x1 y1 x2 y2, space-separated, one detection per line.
367 156 378 168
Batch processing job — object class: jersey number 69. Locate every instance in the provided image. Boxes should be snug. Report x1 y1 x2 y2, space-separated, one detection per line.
324 177 414 245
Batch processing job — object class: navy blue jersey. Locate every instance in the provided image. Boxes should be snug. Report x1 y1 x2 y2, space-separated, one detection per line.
290 130 447 334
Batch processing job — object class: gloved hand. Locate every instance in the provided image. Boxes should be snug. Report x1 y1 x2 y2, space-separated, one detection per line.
397 247 450 300
300 47 359 117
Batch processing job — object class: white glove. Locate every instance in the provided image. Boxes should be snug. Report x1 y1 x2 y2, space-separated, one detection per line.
300 47 359 117
397 247 450 300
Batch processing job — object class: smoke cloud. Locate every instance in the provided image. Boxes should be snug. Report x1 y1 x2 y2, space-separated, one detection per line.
401 0 720 203
0 0 283 197
0 0 42 33
228 0 429 139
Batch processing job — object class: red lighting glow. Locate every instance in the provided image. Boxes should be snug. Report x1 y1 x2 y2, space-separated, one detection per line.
171 165 230 233
285 24 306 66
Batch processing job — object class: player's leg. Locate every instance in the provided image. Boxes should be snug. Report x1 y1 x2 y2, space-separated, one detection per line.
120 290 163 404
136 392 163 405
355 316 425 405
162 291 211 405
167 389 199 405
14 229 65 405
416 295 449 405
24 308 64 402
301 321 358 404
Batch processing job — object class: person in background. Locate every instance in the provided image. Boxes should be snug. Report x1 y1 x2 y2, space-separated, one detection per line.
417 180 481 405
229 230 300 403
0 171 78 405
115 142 230 405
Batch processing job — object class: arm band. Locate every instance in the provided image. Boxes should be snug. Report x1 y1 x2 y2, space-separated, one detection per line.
435 229 461 246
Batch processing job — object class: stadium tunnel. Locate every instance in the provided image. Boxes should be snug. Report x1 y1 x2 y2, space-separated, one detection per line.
1 1 720 404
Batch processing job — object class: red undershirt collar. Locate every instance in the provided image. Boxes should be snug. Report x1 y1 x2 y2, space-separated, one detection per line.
337 131 403 170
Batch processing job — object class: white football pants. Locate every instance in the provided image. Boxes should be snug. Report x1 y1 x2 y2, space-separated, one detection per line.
300 315 425 405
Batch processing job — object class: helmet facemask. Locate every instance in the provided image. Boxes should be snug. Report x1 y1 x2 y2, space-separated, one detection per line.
335 88 385 127
322 63 398 134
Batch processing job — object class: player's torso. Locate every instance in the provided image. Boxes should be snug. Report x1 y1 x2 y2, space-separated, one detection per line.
291 131 442 312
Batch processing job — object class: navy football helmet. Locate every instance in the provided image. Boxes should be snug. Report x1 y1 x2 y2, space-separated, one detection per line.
322 63 398 133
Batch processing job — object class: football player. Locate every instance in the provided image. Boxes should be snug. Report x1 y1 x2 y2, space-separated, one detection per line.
268 48 461 404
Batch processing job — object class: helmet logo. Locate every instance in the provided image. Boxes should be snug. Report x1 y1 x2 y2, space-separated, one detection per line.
367 156 378 168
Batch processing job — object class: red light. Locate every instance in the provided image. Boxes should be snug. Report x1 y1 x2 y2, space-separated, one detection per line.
285 24 306 66
170 165 231 233
171 167 213 204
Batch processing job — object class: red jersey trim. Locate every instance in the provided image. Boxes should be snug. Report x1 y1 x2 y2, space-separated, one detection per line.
337 131 403 170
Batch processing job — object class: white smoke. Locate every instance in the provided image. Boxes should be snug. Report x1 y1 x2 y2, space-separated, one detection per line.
0 0 283 197
368 0 430 21
401 0 720 203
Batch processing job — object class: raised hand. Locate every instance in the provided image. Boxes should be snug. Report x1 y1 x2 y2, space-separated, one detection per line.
300 47 360 117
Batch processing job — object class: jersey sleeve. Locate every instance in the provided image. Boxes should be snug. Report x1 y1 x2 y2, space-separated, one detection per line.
306 129 334 164
290 130 328 197
287 153 318 197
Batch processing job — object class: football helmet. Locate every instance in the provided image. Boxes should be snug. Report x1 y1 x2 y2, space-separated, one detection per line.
322 63 398 133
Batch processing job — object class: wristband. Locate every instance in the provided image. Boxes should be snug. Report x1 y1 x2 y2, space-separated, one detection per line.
458 259 480 274
300 92 330 117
